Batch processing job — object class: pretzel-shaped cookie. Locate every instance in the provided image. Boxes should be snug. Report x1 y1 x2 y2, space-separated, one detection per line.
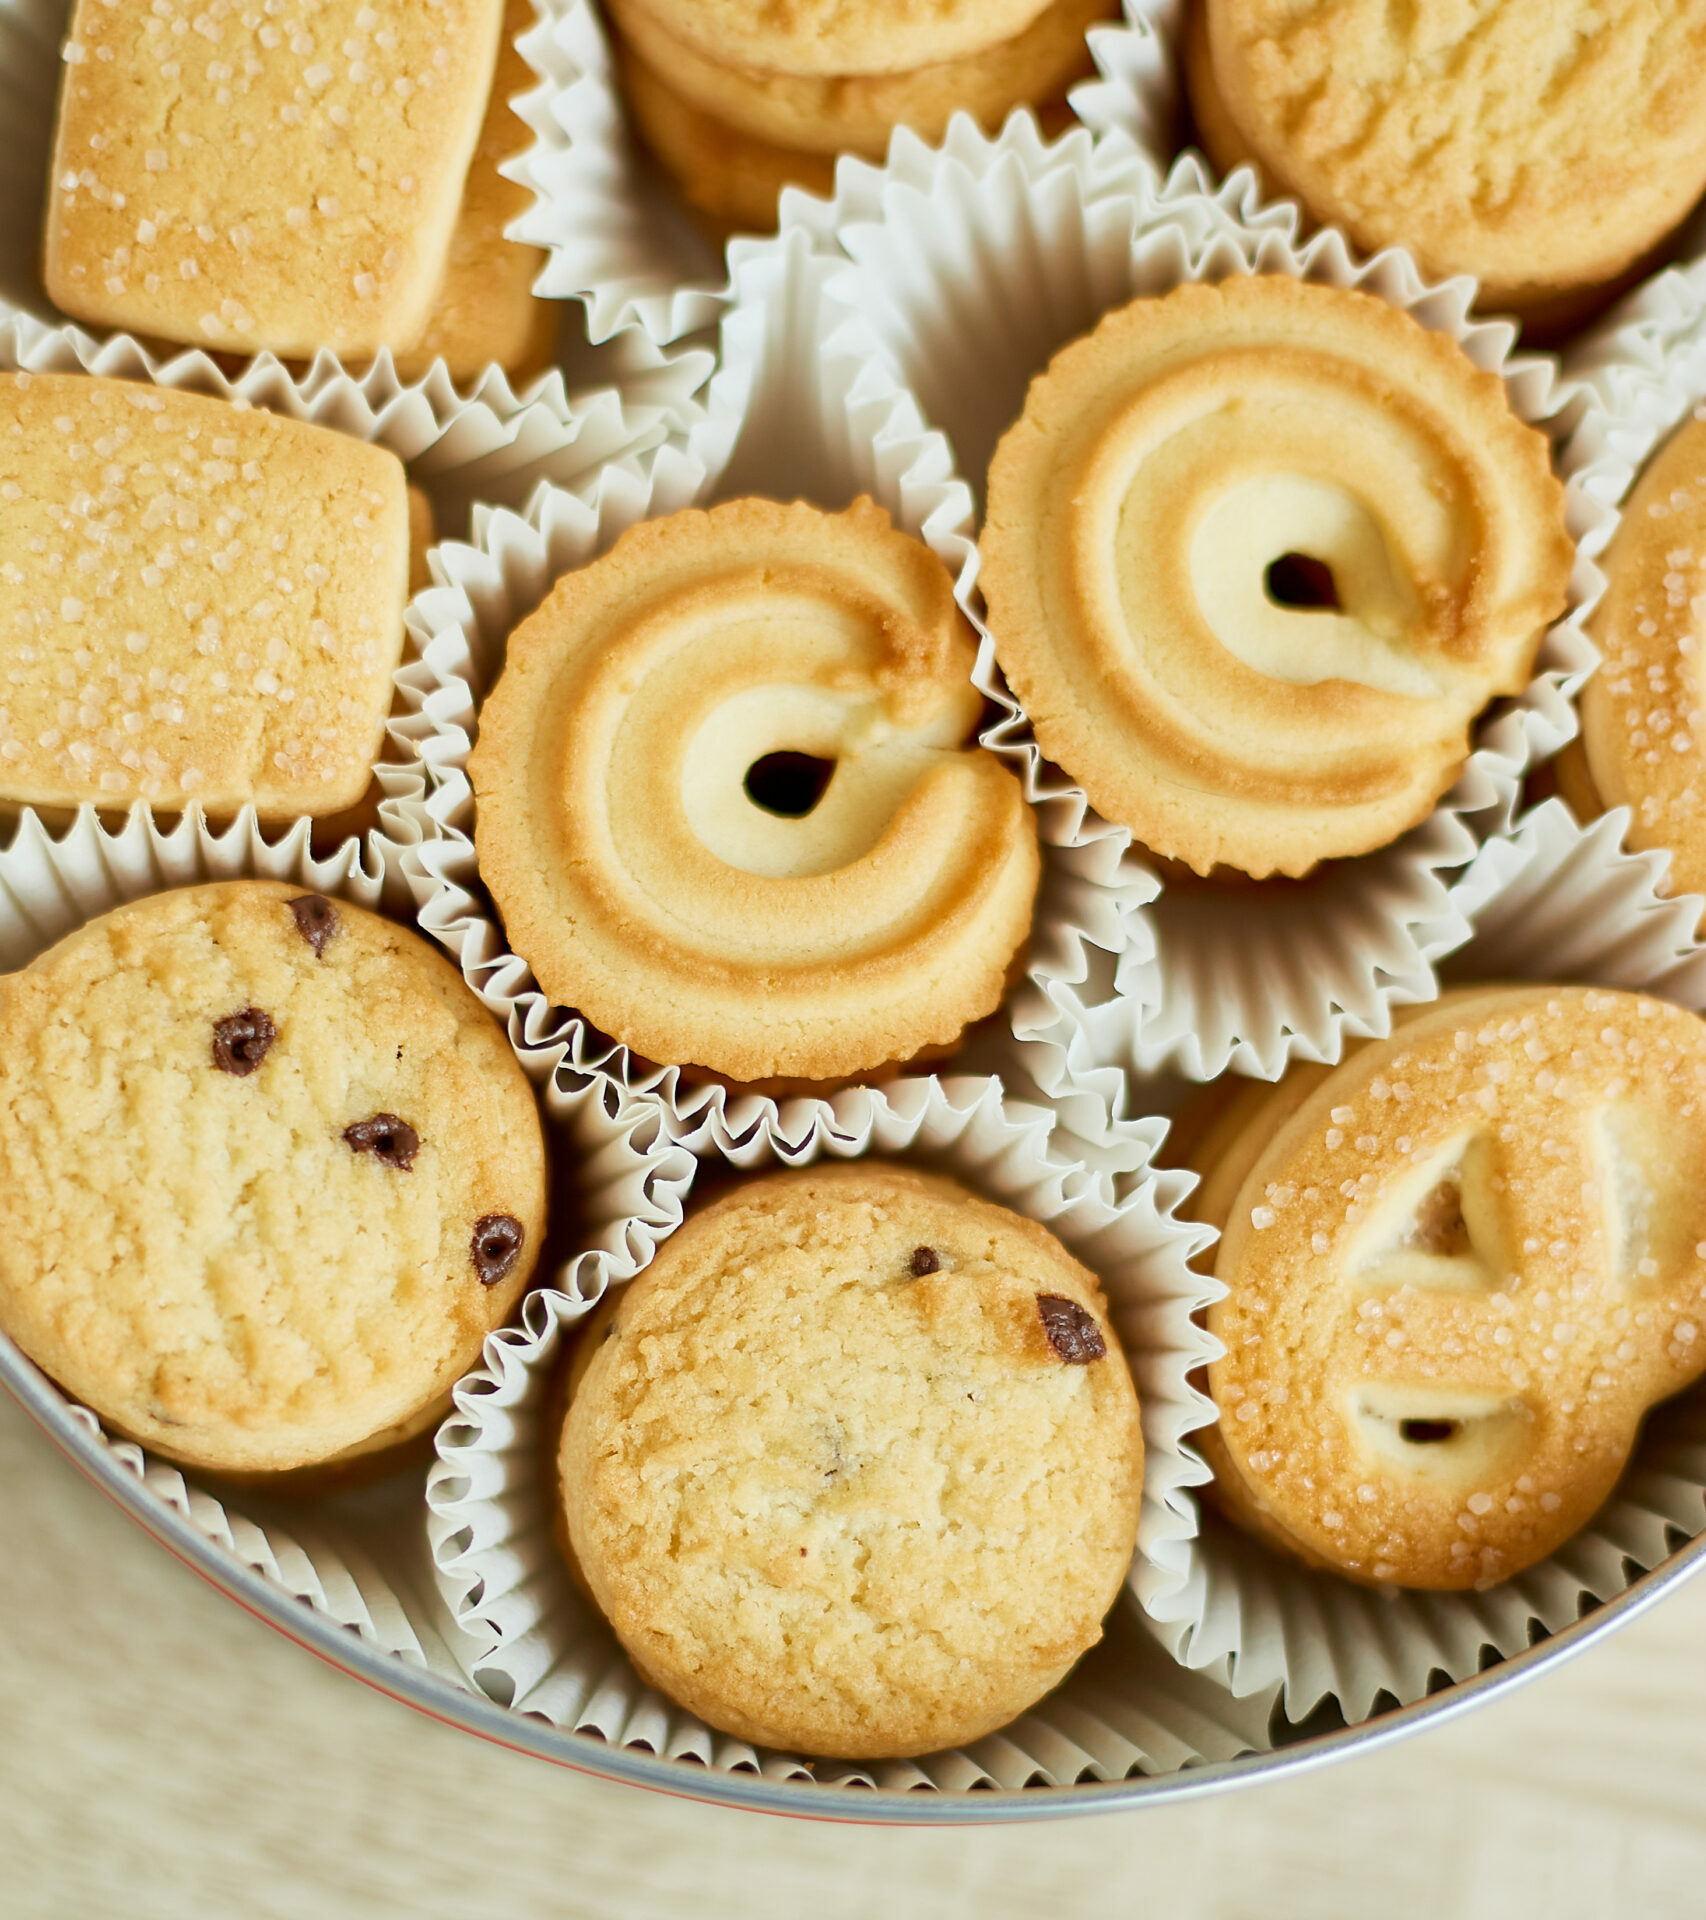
1194 985 1706 1588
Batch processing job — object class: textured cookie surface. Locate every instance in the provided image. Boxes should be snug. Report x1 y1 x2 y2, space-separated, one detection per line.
0 373 408 817
561 1164 1143 1758
981 276 1574 877
45 0 504 358
607 0 1106 157
394 0 553 383
615 0 1053 76
0 881 546 1474
1196 986 1706 1589
470 496 1039 1082
1580 411 1706 903
1196 0 1706 314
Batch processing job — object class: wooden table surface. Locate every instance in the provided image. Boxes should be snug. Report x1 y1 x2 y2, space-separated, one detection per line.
3 1384 1703 1920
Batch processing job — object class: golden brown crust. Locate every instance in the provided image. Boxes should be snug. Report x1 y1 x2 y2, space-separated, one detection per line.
614 0 1055 78
615 37 836 238
1198 0 1706 319
0 881 546 1476
45 0 505 360
1196 985 1706 1589
559 1164 1143 1758
608 0 1108 157
0 372 408 819
1581 412 1706 910
394 0 555 385
981 276 1574 878
470 496 1040 1083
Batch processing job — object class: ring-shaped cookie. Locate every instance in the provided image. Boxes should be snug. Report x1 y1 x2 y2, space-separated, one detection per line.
470 497 1040 1084
1190 985 1706 1589
982 277 1574 877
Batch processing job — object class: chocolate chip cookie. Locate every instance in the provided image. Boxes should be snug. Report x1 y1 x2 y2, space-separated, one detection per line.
0 879 546 1475
559 1163 1143 1759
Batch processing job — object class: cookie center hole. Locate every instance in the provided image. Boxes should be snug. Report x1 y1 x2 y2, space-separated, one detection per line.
1398 1419 1457 1444
1264 552 1340 611
744 751 835 818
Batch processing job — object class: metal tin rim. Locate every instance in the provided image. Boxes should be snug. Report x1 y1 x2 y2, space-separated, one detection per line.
10 1340 1704 1827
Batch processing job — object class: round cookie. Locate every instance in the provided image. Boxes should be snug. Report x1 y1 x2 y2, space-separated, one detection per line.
1192 985 1706 1590
470 496 1040 1084
614 0 1054 78
608 0 1107 157
559 1163 1143 1759
981 275 1574 878
0 880 546 1475
1573 410 1706 908
1188 0 1706 323
615 38 836 238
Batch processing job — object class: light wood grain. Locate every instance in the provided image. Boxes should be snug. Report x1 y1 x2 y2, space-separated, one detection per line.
2 1385 1703 1920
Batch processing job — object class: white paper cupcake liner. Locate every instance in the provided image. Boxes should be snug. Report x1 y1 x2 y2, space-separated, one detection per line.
1070 0 1182 165
816 133 1614 1086
0 0 721 501
426 1071 1284 1788
402 220 1157 1158
1151 797 1706 1723
0 784 700 1689
506 0 1176 352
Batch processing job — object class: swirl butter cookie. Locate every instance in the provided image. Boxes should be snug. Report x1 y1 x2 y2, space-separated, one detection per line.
1560 412 1706 910
982 276 1574 878
1189 985 1706 1590
470 497 1040 1084
559 1164 1143 1759
1185 0 1706 327
0 881 545 1476
616 0 1056 76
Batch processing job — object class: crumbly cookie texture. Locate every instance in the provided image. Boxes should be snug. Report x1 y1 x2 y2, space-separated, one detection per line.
560 1164 1143 1759
45 0 504 359
1195 0 1706 316
615 0 1054 77
606 0 1107 157
1579 412 1706 910
981 275 1574 878
394 0 554 383
1192 985 1706 1590
0 880 546 1475
0 372 408 817
470 495 1039 1083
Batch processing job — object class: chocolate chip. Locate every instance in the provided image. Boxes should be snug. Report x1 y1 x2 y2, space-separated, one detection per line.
1037 1294 1106 1364
909 1246 940 1277
342 1113 419 1170
212 1007 275 1077
289 894 340 957
471 1213 524 1286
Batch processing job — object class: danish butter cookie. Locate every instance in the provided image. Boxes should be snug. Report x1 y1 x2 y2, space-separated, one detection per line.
1192 985 1706 1589
614 0 1054 78
470 496 1040 1083
1573 412 1706 911
45 0 505 360
607 0 1107 157
560 1164 1143 1759
394 0 555 384
0 372 409 818
0 881 546 1476
1188 0 1706 323
982 276 1574 878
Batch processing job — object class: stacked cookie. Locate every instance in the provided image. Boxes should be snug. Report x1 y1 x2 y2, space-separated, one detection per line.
604 0 1114 232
